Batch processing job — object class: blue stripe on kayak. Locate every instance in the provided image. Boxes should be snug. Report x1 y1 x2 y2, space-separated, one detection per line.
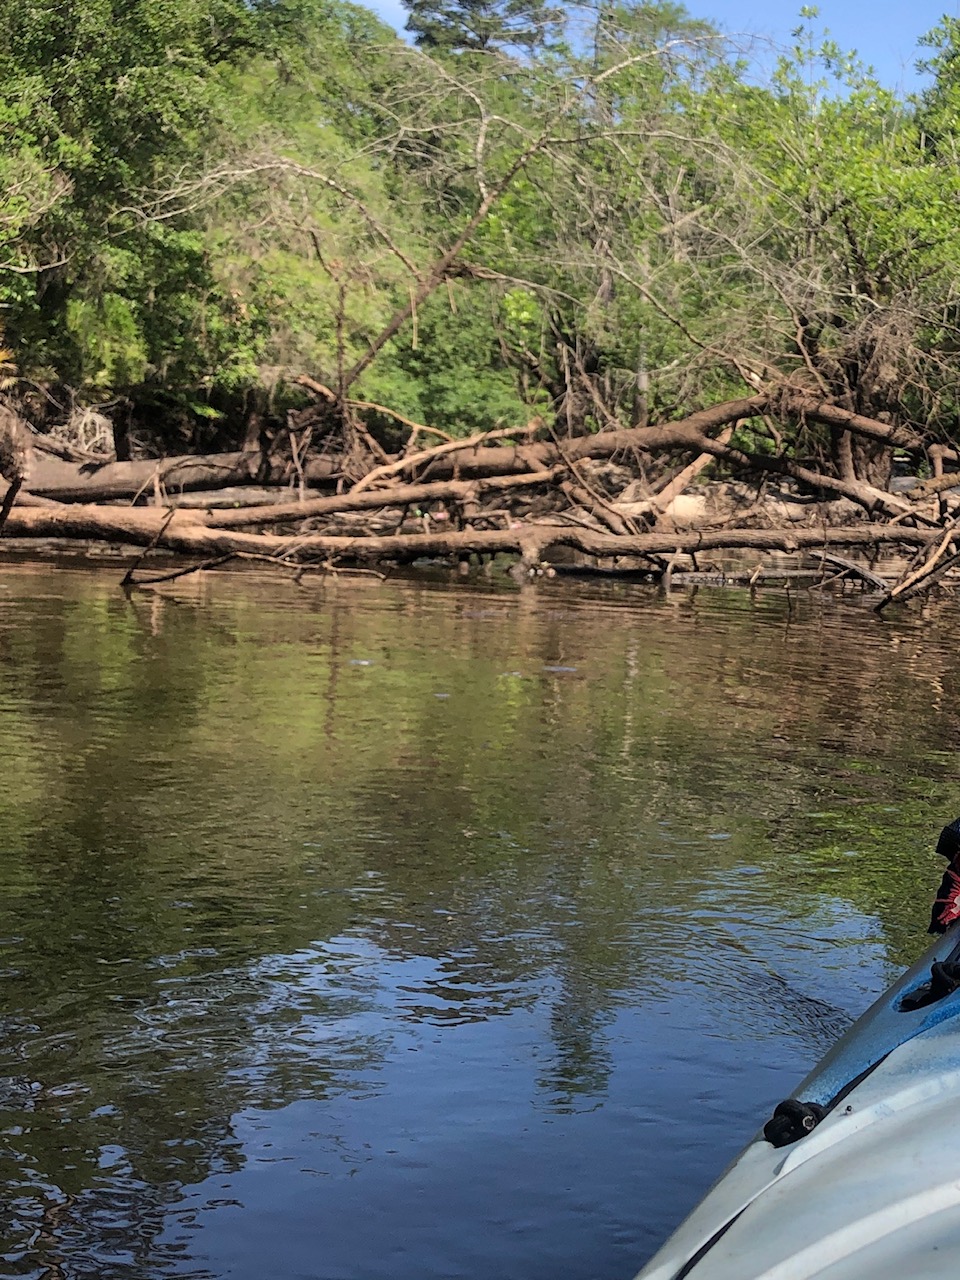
797 927 960 1107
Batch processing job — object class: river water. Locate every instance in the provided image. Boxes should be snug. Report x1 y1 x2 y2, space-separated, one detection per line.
0 564 958 1280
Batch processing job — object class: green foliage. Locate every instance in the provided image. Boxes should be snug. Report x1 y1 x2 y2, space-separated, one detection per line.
360 287 549 434
65 294 148 388
5 0 960 457
403 0 562 53
917 16 960 141
0 0 283 406
682 13 960 431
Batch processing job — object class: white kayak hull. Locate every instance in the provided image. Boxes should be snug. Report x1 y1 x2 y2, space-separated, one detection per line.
636 924 960 1280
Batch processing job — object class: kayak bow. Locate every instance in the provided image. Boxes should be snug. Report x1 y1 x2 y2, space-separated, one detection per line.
636 842 960 1280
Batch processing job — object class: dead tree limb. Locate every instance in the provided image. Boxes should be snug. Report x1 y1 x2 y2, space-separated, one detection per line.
788 397 922 450
874 522 960 612
30 432 112 464
808 551 889 592
23 450 343 502
0 505 938 566
18 391 919 505
119 510 178 586
877 550 960 609
292 376 454 445
0 406 32 535
292 374 337 401
350 419 545 492
202 468 563 529
649 425 735 518
125 554 236 587
0 478 22 536
905 473 960 500
699 438 915 519
559 480 634 535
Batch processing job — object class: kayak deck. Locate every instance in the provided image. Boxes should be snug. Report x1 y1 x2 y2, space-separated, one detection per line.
636 925 960 1280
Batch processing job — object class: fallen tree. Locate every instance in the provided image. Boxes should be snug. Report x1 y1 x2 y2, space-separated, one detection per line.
0 504 939 563
23 448 342 503
21 392 919 502
3 386 960 606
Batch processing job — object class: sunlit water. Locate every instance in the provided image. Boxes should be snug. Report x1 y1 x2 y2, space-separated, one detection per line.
1 564 958 1279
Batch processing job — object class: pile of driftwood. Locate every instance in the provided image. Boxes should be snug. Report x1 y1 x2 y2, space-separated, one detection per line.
2 385 960 609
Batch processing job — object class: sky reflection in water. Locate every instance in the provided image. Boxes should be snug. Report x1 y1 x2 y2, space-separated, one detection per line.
0 566 958 1279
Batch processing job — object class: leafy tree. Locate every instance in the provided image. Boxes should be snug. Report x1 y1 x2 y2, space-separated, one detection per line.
403 0 563 54
679 16 960 477
915 16 960 158
0 0 290 418
5 0 960 473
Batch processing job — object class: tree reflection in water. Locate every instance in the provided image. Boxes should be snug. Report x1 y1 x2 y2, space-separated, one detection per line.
0 567 956 1278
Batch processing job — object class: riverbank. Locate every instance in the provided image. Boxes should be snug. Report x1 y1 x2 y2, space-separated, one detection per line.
2 392 958 612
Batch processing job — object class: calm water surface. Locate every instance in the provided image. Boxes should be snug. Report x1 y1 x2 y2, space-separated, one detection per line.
1 565 959 1280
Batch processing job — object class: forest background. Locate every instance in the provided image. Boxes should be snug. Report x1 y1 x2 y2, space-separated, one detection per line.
7 0 960 580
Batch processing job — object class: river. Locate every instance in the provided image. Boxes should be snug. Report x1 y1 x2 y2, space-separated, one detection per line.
0 564 957 1279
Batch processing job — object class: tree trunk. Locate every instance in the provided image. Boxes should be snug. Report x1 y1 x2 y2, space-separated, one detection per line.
0 503 937 564
851 435 893 489
25 450 341 502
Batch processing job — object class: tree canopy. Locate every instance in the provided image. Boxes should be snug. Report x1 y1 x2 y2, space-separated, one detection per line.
403 0 563 53
3 0 960 482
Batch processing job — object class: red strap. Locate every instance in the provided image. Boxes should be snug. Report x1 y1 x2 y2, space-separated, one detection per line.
932 863 960 931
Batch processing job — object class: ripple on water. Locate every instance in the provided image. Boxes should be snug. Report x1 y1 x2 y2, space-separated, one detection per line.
0 570 954 1279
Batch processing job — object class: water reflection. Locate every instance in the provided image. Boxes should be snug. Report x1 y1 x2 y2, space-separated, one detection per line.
0 566 958 1278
